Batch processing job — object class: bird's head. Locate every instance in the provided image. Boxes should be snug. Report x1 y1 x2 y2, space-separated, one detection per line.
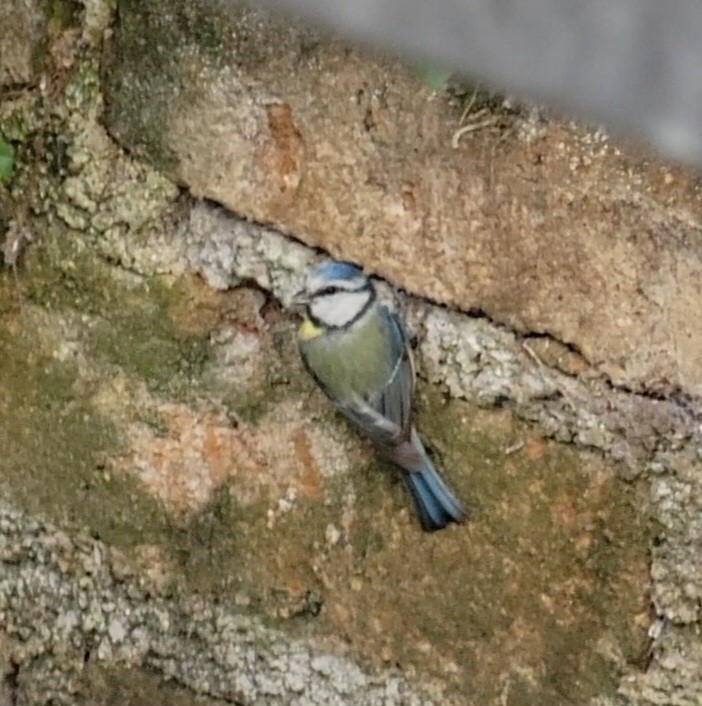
293 261 376 329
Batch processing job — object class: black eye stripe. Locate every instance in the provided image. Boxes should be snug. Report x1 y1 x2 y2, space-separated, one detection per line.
312 280 372 298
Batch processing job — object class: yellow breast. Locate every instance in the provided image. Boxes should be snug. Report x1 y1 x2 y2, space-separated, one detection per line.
298 317 324 341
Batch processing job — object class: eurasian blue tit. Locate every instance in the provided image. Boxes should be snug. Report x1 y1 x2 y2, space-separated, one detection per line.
293 261 467 531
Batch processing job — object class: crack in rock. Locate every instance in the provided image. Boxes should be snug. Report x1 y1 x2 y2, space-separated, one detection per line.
181 202 699 472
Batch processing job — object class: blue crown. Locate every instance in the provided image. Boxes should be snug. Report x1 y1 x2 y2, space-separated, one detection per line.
312 260 364 281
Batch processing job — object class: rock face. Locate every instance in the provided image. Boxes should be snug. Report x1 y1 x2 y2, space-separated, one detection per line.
1 0 702 705
0 0 46 87
104 0 702 400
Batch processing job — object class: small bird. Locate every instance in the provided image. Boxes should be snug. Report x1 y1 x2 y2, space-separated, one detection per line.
293 261 467 531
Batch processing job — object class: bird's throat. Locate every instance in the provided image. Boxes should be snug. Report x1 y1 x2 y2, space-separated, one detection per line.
298 317 324 340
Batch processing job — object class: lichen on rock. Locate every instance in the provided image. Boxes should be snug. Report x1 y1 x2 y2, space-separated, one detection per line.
1 0 701 704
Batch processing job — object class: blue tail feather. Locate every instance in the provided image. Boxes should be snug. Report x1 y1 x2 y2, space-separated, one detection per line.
403 458 467 532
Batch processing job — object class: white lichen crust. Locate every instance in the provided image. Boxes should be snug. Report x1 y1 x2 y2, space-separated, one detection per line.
0 502 433 706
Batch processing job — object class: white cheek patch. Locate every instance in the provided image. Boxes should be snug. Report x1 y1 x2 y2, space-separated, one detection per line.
311 290 372 327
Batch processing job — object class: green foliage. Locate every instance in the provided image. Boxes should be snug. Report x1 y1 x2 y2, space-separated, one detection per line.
0 140 14 183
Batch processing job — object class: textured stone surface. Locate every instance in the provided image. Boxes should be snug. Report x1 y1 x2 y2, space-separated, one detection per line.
0 227 654 704
104 0 702 399
1 1 702 704
0 0 45 87
183 203 697 470
649 450 702 625
0 502 432 706
0 196 688 706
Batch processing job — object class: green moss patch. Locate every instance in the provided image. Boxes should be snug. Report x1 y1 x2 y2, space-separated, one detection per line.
329 388 652 705
21 235 213 399
102 0 237 170
0 297 173 548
